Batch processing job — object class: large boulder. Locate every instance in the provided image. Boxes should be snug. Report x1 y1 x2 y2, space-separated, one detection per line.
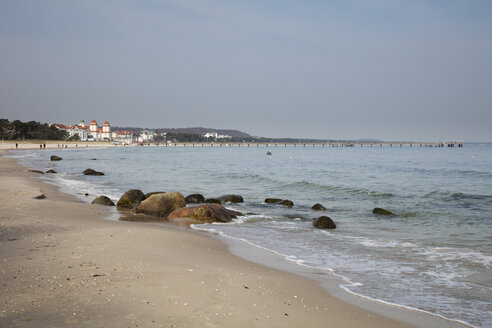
50 155 62 161
145 191 166 198
136 192 186 217
217 194 244 203
185 193 205 204
83 168 104 176
117 189 146 209
313 216 336 229
312 203 326 210
168 204 235 223
92 195 115 206
372 207 393 216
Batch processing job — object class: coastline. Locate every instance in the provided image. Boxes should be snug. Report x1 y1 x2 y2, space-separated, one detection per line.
0 148 469 327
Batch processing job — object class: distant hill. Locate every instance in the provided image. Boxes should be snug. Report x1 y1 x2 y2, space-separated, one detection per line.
112 126 251 138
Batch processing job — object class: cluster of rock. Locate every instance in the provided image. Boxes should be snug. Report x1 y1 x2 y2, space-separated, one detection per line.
104 190 244 223
91 189 394 229
44 154 400 228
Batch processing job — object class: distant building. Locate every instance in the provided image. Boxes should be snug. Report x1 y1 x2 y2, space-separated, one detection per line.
204 132 232 139
136 130 155 143
54 119 112 141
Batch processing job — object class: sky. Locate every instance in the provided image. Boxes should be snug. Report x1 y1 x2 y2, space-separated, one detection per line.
0 0 491 141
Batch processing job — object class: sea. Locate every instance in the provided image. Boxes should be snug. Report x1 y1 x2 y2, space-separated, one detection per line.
9 143 492 327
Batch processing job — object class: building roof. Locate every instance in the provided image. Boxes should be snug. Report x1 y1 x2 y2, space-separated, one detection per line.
103 121 110 126
90 120 97 124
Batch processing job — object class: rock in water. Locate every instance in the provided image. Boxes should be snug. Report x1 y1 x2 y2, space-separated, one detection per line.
50 155 62 161
117 189 146 209
92 195 115 206
217 194 244 203
205 198 221 204
28 169 45 174
312 203 326 210
145 191 166 198
265 198 282 204
226 209 244 217
372 207 393 216
45 169 57 174
279 199 294 207
83 168 105 176
136 192 186 217
313 216 336 229
185 193 205 204
33 194 46 199
168 204 235 223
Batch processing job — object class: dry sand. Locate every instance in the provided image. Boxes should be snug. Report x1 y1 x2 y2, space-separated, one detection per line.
0 147 461 328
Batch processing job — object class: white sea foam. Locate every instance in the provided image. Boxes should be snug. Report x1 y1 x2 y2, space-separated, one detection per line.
420 247 492 267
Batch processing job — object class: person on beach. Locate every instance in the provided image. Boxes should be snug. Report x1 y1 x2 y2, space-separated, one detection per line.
43 143 46 149
40 144 42 149
15 143 18 149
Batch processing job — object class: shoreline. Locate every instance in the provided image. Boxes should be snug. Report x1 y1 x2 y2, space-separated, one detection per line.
0 149 469 327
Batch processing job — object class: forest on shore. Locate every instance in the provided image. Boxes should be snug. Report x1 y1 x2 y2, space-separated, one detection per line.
0 119 67 140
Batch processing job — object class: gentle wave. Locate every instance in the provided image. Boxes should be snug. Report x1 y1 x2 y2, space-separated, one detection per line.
191 224 478 328
279 180 394 198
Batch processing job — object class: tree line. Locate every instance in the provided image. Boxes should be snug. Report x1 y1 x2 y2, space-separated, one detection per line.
0 119 67 140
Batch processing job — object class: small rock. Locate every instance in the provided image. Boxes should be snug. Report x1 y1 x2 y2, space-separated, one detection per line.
28 169 44 174
265 198 282 204
50 155 62 161
312 203 326 210
279 199 294 207
372 207 393 216
33 194 46 200
83 168 104 176
217 194 244 203
92 195 115 206
313 216 336 229
185 194 205 204
45 169 57 174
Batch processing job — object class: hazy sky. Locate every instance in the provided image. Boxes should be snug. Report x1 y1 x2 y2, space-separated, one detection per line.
1 0 491 141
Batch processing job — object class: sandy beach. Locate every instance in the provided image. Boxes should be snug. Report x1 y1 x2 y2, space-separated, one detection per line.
0 146 466 328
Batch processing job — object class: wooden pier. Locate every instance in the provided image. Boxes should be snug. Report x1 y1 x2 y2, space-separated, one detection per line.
161 142 464 148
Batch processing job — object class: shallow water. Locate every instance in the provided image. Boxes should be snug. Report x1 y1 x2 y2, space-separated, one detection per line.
12 143 492 327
